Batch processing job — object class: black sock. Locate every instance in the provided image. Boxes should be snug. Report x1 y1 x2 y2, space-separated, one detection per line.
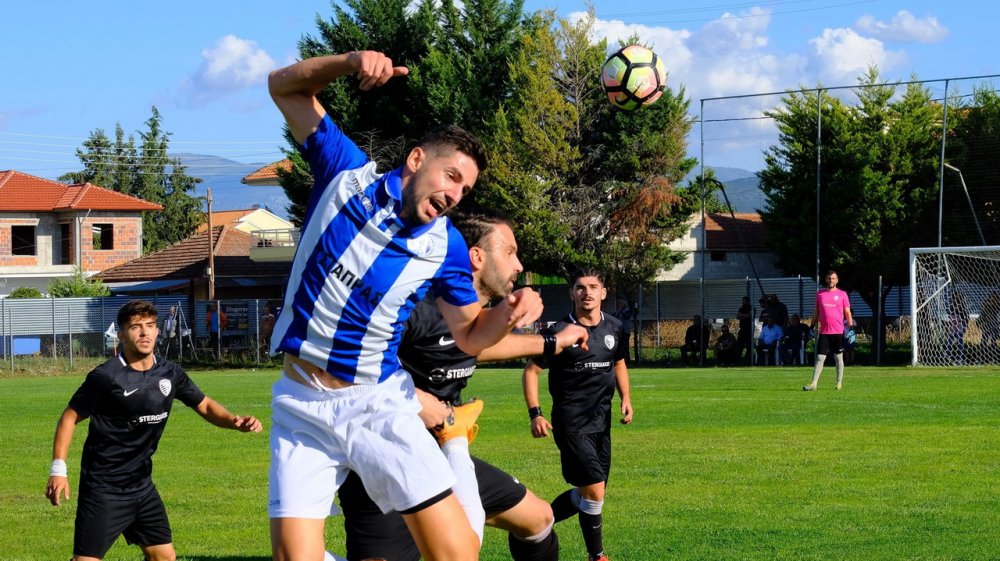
579 511 604 559
508 529 559 561
550 489 578 523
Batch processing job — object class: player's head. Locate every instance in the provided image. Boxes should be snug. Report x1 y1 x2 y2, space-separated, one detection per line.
400 125 488 225
825 270 839 288
117 300 159 357
720 323 730 333
454 212 521 300
568 268 607 313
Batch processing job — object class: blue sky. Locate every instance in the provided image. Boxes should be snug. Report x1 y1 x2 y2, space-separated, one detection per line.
2 0 995 181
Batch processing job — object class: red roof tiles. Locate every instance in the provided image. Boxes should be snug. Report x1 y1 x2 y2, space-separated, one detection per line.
96 225 289 282
241 159 293 186
0 170 162 212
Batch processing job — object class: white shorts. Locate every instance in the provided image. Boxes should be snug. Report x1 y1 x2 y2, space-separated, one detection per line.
267 369 456 519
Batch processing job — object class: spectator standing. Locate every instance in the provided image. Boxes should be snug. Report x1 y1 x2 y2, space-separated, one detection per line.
736 296 753 364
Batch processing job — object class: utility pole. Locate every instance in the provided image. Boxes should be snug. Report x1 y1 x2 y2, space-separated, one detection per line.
207 187 215 300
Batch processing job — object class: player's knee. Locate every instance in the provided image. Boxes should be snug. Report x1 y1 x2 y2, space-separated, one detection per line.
579 497 604 515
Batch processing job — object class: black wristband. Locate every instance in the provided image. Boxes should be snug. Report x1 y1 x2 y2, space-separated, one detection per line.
528 406 543 420
542 332 557 358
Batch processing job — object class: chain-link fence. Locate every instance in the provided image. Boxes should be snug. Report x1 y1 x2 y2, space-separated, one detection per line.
698 75 1000 259
690 74 1000 365
534 276 908 366
0 297 279 374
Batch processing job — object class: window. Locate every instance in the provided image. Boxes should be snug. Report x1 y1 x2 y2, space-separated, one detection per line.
11 225 36 256
60 223 73 264
710 251 728 262
92 224 114 250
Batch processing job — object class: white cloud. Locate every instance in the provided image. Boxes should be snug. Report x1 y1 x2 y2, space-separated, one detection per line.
809 28 906 83
182 35 277 106
855 10 948 43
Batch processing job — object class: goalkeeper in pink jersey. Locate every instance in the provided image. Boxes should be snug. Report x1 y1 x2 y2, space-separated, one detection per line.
803 270 854 391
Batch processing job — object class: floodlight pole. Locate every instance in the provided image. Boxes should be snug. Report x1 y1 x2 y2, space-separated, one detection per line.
937 80 950 247
943 162 987 246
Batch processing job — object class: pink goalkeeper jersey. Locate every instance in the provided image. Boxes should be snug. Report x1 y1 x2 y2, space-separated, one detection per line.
815 288 850 335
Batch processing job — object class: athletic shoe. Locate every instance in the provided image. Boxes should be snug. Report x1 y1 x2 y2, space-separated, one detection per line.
835 384 842 390
802 385 816 391
590 554 610 561
434 398 483 445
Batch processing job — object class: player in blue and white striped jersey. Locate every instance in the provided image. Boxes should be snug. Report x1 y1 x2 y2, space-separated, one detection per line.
266 51 544 561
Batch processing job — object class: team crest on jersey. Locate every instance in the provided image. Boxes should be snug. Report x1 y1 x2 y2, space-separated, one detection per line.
407 236 435 257
158 379 171 397
604 334 616 350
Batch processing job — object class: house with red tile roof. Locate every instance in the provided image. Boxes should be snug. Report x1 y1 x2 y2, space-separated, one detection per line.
660 212 782 280
196 206 294 235
96 225 290 301
0 170 162 295
241 159 293 186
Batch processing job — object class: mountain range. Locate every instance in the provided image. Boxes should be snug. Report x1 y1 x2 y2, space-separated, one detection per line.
684 166 766 213
173 153 291 219
173 155 766 220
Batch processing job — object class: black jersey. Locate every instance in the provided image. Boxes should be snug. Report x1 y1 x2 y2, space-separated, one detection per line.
533 313 627 435
67 355 206 497
399 299 476 404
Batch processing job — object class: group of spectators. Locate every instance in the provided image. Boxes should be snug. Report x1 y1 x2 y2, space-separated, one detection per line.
678 294 829 367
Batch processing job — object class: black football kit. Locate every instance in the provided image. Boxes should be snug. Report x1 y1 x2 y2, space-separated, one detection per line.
531 312 627 486
68 354 205 557
338 299 550 561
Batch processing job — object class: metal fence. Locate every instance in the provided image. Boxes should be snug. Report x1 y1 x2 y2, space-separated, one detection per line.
0 297 278 371
2 282 906 371
697 74 1000 277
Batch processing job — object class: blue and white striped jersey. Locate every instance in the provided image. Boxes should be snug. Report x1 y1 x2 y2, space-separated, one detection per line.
270 115 479 384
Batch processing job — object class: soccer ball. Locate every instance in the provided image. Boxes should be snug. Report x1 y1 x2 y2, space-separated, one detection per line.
601 45 667 111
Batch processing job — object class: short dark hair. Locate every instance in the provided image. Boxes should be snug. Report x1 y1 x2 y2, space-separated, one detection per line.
418 125 488 173
117 300 158 330
452 211 512 249
569 267 605 287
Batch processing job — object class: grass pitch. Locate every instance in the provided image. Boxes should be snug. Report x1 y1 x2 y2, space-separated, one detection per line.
2 365 998 560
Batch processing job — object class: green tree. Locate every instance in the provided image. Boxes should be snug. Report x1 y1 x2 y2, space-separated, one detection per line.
944 86 1000 245
759 67 941 312
556 23 697 292
281 0 530 225
47 267 111 297
279 5 697 290
61 107 204 253
7 287 43 299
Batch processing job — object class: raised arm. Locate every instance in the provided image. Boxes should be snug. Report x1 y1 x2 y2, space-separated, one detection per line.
268 51 409 145
45 407 83 506
193 396 262 433
437 287 543 357
478 323 588 363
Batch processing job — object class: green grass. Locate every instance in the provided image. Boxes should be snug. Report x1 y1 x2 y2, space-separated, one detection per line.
2 366 999 560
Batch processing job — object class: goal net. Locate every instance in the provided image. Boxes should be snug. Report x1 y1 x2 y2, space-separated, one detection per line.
910 246 1000 366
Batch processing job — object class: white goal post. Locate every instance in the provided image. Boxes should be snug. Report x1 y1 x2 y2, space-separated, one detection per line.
910 246 1000 366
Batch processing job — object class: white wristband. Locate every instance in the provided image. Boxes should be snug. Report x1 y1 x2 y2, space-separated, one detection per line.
50 459 67 478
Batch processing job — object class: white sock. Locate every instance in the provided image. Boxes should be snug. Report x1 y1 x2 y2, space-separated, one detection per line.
810 354 826 387
835 353 845 385
324 551 347 561
441 437 485 543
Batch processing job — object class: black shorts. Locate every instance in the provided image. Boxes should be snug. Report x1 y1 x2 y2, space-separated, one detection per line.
74 486 171 558
816 333 845 355
339 456 527 561
553 430 611 487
